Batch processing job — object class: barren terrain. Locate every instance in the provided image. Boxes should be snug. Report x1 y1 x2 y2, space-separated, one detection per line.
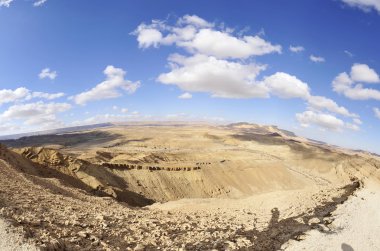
0 122 379 250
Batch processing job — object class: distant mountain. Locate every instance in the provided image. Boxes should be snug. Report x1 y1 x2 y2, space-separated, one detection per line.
0 123 113 140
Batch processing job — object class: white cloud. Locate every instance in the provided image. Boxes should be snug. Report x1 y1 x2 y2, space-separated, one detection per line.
264 72 310 99
332 72 354 93
0 0 13 7
341 0 380 13
159 54 316 101
33 0 47 7
0 88 30 105
157 54 269 98
72 65 140 105
39 68 57 80
289 45 305 53
307 95 357 117
296 110 345 131
180 29 282 59
178 92 192 99
30 92 65 100
310 55 325 63
135 15 361 135
342 84 380 100
177 15 213 28
374 107 380 119
350 63 380 83
121 108 129 113
344 50 354 57
0 101 71 129
353 118 362 124
0 87 63 105
134 15 281 59
136 28 163 48
345 122 360 131
332 64 380 100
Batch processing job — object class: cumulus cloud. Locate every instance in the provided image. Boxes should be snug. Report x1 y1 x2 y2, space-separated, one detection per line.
178 92 192 99
39 68 57 80
33 0 47 7
180 29 282 59
341 0 380 13
350 63 380 83
0 87 64 105
0 0 13 7
263 72 310 99
296 110 345 131
72 65 140 105
0 101 71 129
332 64 380 100
296 110 359 131
177 14 214 28
133 15 281 59
158 54 321 102
158 54 269 98
30 92 65 100
307 95 358 117
135 15 359 133
136 28 163 48
289 45 305 53
310 55 325 63
374 107 380 119
0 88 30 105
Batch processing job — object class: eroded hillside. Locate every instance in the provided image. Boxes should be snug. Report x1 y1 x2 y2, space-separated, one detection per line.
0 123 379 250
5 123 379 202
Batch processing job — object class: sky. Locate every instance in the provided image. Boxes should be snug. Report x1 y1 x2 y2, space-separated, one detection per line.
0 0 380 153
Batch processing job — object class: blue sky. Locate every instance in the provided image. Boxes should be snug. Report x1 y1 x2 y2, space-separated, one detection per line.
1 0 380 153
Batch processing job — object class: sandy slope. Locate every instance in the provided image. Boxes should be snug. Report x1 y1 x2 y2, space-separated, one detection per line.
283 178 380 251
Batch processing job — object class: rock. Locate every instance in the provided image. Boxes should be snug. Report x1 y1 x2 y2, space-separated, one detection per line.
96 214 105 221
78 231 88 238
308 217 320 224
134 243 145 251
294 234 307 241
